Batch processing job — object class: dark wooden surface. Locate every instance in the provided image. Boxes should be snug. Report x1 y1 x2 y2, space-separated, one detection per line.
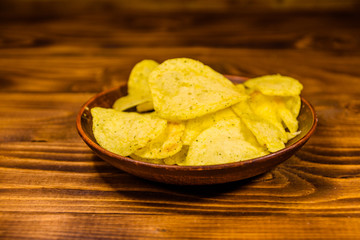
1 1 360 239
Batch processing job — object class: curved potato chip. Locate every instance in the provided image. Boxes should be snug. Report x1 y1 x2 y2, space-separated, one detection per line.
287 131 301 140
275 99 299 133
279 95 301 139
128 59 159 98
148 58 247 120
134 122 185 159
184 118 268 166
235 83 246 94
129 154 165 165
283 95 301 117
243 116 286 152
91 107 167 156
163 145 189 165
182 107 238 145
232 101 287 152
113 60 158 111
136 101 154 113
113 95 148 111
248 91 285 134
249 92 300 136
244 74 303 96
130 145 189 165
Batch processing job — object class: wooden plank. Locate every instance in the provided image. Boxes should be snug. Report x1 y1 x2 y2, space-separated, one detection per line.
0 0 359 20
1 12 359 50
1 213 360 240
1 135 360 213
0 2 360 239
0 11 359 93
0 93 92 142
0 47 359 93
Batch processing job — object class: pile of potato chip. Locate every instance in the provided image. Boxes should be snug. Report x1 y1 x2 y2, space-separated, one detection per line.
91 58 303 166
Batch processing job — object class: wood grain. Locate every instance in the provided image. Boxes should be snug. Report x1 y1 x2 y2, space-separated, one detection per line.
0 11 359 93
2 213 360 240
1 0 360 239
1 0 359 20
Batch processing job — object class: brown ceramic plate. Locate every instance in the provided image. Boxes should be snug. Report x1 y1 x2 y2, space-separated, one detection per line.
76 75 317 185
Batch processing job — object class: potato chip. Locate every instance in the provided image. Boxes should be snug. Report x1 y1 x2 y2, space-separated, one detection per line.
136 101 154 113
287 131 301 140
113 60 158 111
130 145 189 165
232 101 287 152
247 91 285 134
237 113 267 148
112 95 148 112
242 116 286 152
182 107 238 145
148 58 247 120
184 118 268 166
272 98 298 133
129 154 165 165
283 95 301 117
133 122 185 159
131 146 189 165
243 89 302 137
163 145 189 165
244 74 303 96
235 83 246 94
91 107 167 156
282 96 301 140
128 59 159 98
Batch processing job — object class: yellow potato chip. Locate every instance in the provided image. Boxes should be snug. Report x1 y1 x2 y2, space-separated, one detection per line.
235 83 246 94
130 145 189 165
283 95 301 117
128 59 159 98
237 113 267 148
129 154 165 165
182 107 238 145
163 145 189 165
148 58 247 120
134 122 185 159
184 118 268 166
249 92 300 137
248 91 285 134
243 116 286 152
136 101 154 113
91 107 167 156
287 131 301 140
244 74 303 96
275 99 299 133
232 101 287 152
113 60 158 111
112 95 148 111
281 95 301 140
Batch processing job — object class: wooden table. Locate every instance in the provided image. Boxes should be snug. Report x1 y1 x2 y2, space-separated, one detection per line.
1 1 360 239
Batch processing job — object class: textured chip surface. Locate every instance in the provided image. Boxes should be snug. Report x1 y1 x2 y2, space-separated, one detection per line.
182 107 238 145
184 118 268 166
112 95 148 111
91 107 167 156
163 145 189 165
148 58 247 120
128 59 159 98
244 74 303 96
134 121 185 159
232 101 287 153
113 60 158 111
